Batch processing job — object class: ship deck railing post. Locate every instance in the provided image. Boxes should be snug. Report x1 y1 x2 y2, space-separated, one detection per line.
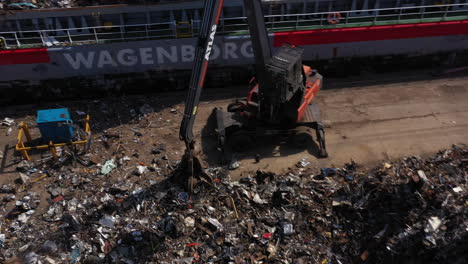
120 25 125 41
93 28 98 43
66 29 73 44
171 21 177 38
193 19 197 37
13 32 20 47
295 14 298 30
39 31 46 46
145 24 149 40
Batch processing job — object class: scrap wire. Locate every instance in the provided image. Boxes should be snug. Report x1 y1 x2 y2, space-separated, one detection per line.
228 195 240 219
203 179 240 219
32 174 47 182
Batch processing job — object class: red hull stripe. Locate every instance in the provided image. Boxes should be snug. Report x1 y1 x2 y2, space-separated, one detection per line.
273 20 468 47
0 48 50 65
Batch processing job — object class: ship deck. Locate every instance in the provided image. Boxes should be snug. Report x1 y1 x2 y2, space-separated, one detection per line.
1 2 467 50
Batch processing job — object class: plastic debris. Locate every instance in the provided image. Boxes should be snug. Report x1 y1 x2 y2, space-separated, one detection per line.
252 193 268 204
42 240 58 253
69 246 81 264
17 173 30 184
280 221 294 235
207 218 224 231
321 167 338 177
425 216 442 233
417 170 429 182
99 215 116 228
1 117 14 126
132 231 143 241
0 234 5 246
17 213 30 224
298 158 310 167
135 165 148 175
24 252 39 264
184 217 195 228
100 159 116 175
0 184 14 193
228 159 240 170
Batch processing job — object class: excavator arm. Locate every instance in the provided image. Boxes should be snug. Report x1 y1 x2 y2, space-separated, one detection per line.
243 0 272 88
178 0 224 192
180 0 224 149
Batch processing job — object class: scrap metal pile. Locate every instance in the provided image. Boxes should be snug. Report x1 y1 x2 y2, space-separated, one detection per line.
0 0 188 10
0 146 466 263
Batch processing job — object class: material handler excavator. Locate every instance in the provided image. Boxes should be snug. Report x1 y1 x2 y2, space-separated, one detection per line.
179 0 327 192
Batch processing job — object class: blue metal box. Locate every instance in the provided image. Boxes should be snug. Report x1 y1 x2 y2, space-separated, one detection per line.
36 108 75 143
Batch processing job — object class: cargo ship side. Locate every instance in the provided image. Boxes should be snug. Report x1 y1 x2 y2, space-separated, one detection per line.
1 0 468 99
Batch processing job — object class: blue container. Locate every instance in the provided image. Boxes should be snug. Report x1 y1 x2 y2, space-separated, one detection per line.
36 108 75 143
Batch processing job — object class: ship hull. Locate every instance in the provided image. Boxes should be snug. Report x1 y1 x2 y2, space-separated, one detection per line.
1 20 468 98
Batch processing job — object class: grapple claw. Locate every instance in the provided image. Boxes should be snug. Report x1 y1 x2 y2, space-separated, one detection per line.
179 150 212 193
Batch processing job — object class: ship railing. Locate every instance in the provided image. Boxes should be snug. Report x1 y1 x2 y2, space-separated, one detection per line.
220 2 468 34
0 21 177 49
1 3 467 49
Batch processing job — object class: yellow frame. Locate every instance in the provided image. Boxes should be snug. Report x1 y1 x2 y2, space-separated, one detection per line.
15 115 91 160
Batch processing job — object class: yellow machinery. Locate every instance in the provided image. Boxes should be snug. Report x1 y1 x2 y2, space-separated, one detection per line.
16 115 91 161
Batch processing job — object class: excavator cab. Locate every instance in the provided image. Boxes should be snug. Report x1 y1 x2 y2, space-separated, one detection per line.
215 43 327 157
213 0 327 158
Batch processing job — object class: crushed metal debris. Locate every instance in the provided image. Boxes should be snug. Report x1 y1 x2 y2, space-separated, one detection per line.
0 146 466 263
